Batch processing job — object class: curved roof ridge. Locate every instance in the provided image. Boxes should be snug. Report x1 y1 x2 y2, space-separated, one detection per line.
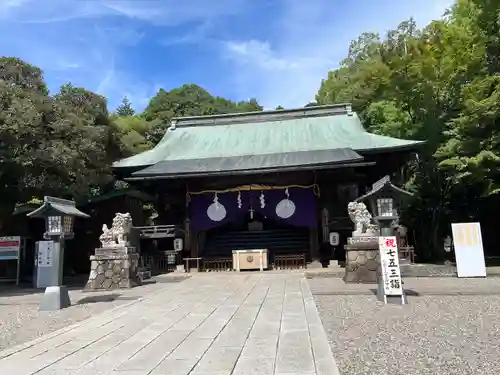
172 103 353 128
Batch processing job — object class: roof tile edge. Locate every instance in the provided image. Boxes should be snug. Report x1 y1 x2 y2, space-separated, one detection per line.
172 103 353 127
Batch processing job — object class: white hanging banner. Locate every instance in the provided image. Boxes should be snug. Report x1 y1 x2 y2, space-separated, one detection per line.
276 188 296 219
207 192 227 222
379 236 404 297
451 222 486 278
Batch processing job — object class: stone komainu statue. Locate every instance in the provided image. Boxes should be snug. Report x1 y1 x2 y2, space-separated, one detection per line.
347 202 379 236
99 213 133 247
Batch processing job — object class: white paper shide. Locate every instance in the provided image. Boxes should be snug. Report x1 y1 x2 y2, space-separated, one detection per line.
379 236 403 296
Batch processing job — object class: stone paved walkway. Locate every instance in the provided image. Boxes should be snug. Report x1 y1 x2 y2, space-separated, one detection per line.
0 273 339 375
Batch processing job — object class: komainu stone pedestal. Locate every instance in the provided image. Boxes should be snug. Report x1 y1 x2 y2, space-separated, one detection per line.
344 237 379 283
85 246 142 290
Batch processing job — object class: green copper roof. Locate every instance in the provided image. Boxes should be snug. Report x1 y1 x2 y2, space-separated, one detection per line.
113 104 424 169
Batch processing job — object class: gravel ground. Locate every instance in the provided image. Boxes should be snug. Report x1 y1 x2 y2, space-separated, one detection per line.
309 277 500 375
0 276 185 350
306 264 500 278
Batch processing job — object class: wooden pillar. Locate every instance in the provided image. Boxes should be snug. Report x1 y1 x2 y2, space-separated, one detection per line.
190 229 198 258
309 227 320 261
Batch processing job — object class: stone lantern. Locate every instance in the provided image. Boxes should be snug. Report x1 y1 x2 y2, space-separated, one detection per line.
344 176 412 283
27 196 89 310
355 176 412 237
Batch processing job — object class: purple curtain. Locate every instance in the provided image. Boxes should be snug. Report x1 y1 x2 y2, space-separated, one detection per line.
189 187 317 232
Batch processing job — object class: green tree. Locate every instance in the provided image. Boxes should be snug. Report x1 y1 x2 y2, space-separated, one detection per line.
112 115 153 155
0 58 52 228
315 1 500 261
116 96 135 117
0 58 125 230
437 0 500 196
142 84 263 144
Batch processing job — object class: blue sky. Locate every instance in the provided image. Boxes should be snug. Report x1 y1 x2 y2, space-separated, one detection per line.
0 0 453 111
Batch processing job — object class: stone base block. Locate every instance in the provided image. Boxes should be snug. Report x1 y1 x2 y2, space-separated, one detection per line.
344 238 379 283
328 260 340 268
347 236 379 245
39 286 71 311
175 264 186 273
85 247 141 290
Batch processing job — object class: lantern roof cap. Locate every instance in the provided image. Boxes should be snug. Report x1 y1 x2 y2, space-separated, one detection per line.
26 196 90 219
355 175 412 203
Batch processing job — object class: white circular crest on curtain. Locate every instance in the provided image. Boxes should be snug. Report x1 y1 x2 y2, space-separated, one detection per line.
207 202 227 222
276 199 296 219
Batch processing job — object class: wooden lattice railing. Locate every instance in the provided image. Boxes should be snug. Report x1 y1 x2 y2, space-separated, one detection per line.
273 253 307 270
203 257 233 272
140 252 178 275
399 246 416 264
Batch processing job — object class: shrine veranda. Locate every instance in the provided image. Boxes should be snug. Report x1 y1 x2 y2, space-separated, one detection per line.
113 104 423 267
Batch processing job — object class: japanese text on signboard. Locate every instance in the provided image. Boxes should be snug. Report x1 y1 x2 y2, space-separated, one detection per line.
379 236 403 296
37 241 54 267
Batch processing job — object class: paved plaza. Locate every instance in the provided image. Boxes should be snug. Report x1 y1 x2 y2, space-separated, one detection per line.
0 273 339 375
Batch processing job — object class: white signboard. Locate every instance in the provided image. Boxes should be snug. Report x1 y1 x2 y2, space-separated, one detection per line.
379 236 403 296
329 232 340 246
451 222 486 278
37 241 54 268
0 236 21 260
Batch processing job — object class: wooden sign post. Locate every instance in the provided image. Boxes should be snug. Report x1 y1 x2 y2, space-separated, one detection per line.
378 236 405 305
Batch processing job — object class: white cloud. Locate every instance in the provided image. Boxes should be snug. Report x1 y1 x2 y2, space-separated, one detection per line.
162 20 214 46
222 0 455 109
0 0 247 111
0 0 247 24
0 0 455 112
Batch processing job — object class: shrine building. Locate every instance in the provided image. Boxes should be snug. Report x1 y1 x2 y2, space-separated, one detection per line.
113 104 423 270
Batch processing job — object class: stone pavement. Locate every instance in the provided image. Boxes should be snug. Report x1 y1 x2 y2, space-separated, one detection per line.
0 273 340 375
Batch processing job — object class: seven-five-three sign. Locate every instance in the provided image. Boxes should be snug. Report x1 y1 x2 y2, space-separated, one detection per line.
379 236 403 296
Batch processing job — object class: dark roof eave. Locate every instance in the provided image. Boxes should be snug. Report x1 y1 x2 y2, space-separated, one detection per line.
113 141 426 172
355 181 413 203
85 189 155 205
356 141 426 154
125 161 377 181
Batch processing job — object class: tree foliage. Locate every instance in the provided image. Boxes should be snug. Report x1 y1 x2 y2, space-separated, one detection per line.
115 96 135 117
316 0 500 260
0 59 125 229
142 84 262 143
0 60 264 230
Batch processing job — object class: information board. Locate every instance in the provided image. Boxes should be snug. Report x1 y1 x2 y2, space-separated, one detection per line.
379 236 404 303
0 236 21 260
451 222 486 278
37 241 54 267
